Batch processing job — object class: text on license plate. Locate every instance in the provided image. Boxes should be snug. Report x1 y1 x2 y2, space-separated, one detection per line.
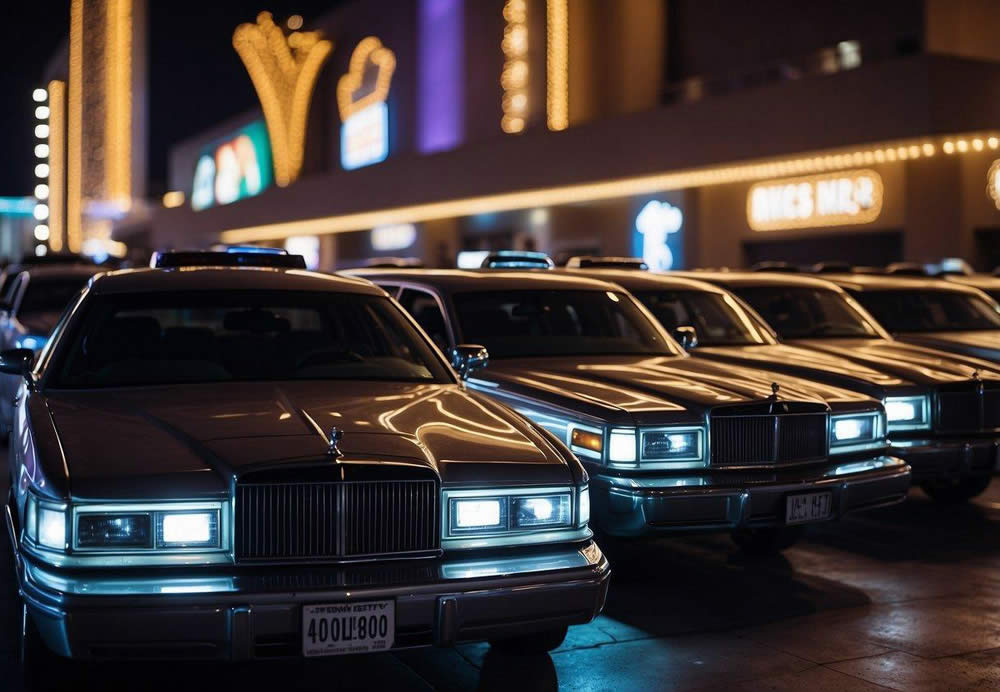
302 600 395 657
785 491 833 525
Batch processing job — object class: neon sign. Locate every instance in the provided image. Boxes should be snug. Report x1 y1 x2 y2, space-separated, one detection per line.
748 170 883 231
338 37 396 170
634 200 683 271
191 120 273 211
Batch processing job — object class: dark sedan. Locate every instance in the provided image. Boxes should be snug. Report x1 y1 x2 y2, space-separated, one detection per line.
352 268 911 555
677 270 1000 502
821 273 1000 363
3 253 608 685
576 267 1000 502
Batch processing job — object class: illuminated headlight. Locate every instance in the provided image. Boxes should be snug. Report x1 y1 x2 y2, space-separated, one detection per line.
78 514 152 548
578 486 590 527
641 429 703 462
38 507 66 550
15 334 47 351
831 413 880 446
448 491 574 536
608 429 637 464
884 395 931 430
158 512 219 547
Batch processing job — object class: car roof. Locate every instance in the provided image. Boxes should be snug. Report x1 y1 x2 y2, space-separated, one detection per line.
818 273 986 294
946 274 1000 291
20 264 104 281
345 268 625 293
89 267 385 296
558 268 729 294
668 270 847 291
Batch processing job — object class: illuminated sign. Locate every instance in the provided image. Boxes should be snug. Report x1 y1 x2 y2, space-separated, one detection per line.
988 160 1000 210
633 200 683 271
748 169 883 231
191 120 273 211
371 223 417 251
338 37 396 170
285 235 320 269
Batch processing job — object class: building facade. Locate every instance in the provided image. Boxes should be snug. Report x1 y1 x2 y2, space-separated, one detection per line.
154 0 1000 271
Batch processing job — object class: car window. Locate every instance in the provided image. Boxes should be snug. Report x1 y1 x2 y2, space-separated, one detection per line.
378 284 400 297
634 290 774 346
851 289 1000 332
3 273 24 306
453 289 680 358
48 291 452 388
398 289 450 350
19 275 94 316
733 286 882 339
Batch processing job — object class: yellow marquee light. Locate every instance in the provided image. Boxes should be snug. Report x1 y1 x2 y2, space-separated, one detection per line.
546 0 569 131
162 191 185 208
973 138 984 151
922 142 935 156
47 80 65 253
501 0 529 134
67 0 83 253
336 37 396 120
989 137 1000 150
943 141 955 154
957 139 969 152
748 169 883 232
233 11 333 187
105 0 132 208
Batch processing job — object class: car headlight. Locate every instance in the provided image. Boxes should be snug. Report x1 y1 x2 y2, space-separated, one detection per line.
830 412 882 451
884 395 931 431
608 429 638 464
641 429 704 463
78 514 152 548
15 334 47 351
444 487 589 549
158 512 219 547
569 427 603 460
70 503 223 553
38 507 67 550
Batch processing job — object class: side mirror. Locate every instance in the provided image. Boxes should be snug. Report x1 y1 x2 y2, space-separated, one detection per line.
450 344 489 380
0 348 33 378
673 326 699 351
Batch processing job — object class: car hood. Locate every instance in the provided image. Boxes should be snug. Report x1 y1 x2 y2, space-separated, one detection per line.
693 344 910 397
788 338 1000 384
475 355 871 426
893 331 1000 362
42 381 573 500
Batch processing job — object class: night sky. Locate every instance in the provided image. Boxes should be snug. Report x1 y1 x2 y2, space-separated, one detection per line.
0 0 339 196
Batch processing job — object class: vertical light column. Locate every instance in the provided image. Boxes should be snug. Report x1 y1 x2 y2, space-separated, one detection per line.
546 0 568 131
32 89 50 257
46 80 65 253
105 0 132 208
501 0 529 133
67 0 83 253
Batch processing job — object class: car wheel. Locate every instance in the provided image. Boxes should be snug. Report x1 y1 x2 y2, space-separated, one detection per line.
489 626 568 654
921 475 993 504
731 526 802 556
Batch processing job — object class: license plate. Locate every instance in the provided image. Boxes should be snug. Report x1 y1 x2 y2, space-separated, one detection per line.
785 491 833 525
302 600 395 657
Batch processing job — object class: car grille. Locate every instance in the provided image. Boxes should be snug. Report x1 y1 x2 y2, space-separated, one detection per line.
937 381 1000 431
235 479 439 562
710 411 828 467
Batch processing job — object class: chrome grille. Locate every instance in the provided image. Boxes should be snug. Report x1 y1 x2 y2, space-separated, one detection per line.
235 479 438 562
937 382 1000 431
710 412 827 466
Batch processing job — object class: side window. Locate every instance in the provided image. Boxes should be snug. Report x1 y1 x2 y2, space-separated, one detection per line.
4 274 24 312
378 284 401 298
398 289 450 351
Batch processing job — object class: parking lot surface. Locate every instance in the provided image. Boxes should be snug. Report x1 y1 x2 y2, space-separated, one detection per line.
2 447 998 691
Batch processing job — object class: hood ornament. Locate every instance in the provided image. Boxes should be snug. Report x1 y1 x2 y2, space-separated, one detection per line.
769 382 780 400
973 369 985 397
328 426 344 458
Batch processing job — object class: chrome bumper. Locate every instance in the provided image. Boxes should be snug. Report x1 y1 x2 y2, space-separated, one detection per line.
889 437 1000 482
590 456 911 536
15 543 610 661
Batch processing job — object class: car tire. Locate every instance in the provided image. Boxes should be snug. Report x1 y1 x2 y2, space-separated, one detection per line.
921 475 993 504
489 626 568 654
731 526 802 556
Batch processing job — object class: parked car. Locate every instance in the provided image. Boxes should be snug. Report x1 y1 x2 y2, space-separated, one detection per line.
819 273 1000 363
946 273 1000 303
571 265 1000 502
678 270 1000 502
3 251 608 685
350 268 911 555
0 263 99 433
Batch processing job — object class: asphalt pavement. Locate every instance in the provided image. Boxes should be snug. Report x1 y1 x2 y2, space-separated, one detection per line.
2 447 999 691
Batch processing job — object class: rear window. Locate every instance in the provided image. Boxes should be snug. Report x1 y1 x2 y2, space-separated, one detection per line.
48 291 451 388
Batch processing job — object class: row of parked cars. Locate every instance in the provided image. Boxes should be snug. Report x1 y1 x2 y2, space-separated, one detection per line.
2 248 998 686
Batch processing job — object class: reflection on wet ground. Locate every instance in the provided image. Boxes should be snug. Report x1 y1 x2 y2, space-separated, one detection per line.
3 470 999 690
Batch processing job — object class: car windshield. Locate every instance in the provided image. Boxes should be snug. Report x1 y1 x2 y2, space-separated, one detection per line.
634 290 773 346
453 289 679 358
732 286 882 339
20 275 93 315
48 291 451 388
851 289 1000 332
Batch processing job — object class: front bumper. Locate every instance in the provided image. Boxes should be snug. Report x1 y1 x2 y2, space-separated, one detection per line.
889 437 1000 482
590 456 911 536
15 542 610 661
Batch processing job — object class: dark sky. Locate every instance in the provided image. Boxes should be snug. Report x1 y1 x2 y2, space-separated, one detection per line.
0 0 340 196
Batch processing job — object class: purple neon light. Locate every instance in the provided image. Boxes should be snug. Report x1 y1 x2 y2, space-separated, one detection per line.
418 0 464 153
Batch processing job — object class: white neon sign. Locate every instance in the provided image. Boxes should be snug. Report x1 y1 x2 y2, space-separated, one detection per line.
635 200 683 271
748 170 883 231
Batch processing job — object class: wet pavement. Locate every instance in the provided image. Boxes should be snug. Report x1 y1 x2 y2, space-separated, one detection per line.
2 458 999 690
